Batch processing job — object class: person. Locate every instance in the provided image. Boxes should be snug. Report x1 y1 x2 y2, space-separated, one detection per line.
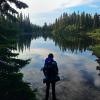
42 53 60 100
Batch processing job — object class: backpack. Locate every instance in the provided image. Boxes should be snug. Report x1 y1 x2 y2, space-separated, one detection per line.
43 61 60 83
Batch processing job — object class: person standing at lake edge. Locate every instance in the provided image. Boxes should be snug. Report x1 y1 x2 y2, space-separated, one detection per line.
42 53 60 100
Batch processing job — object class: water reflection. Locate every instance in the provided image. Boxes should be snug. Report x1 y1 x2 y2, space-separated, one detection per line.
16 33 94 53
15 33 100 100
15 33 52 52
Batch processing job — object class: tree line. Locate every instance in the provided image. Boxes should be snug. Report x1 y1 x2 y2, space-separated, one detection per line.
0 12 34 34
50 12 100 34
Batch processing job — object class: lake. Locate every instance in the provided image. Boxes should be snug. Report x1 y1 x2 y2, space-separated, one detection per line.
15 35 100 91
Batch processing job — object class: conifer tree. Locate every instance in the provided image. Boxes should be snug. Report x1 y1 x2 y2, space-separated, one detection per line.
0 0 28 18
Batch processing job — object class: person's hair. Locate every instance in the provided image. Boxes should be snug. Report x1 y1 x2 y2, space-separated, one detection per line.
48 53 54 58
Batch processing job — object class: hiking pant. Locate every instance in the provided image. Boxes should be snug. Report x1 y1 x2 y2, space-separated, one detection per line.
45 82 56 100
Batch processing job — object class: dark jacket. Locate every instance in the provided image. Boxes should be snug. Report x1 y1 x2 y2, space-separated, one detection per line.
43 57 59 82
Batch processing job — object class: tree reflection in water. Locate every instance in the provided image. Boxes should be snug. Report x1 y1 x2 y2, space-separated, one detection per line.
14 32 100 100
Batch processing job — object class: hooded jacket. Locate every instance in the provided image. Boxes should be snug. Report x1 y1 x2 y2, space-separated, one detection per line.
43 57 58 82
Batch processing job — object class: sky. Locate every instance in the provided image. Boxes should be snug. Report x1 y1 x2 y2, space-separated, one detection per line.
20 0 100 26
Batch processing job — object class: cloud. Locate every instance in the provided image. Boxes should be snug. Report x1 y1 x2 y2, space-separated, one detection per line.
89 4 100 9
21 0 100 13
20 0 100 25
61 0 88 8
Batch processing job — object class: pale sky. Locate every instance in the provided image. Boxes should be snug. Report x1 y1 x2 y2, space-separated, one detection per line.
20 0 100 26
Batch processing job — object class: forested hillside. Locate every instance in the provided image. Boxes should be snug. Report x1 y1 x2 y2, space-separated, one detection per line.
52 12 100 34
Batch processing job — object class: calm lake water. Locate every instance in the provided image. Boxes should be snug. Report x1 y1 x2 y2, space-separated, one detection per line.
15 35 100 90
